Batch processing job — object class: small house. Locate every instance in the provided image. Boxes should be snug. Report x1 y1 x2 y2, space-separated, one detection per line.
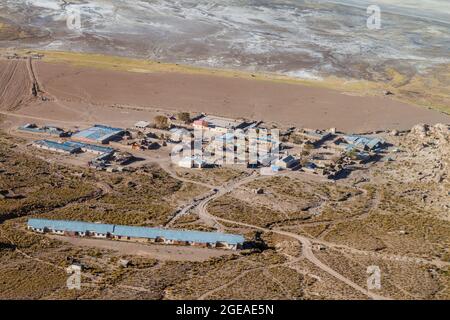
178 156 207 169
134 121 151 129
275 155 298 169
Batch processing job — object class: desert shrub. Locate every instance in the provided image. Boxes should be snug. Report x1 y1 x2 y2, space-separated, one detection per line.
154 115 170 129
177 112 191 124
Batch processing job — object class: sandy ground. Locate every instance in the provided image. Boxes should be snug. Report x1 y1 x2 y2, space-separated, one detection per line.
1 59 448 133
48 235 234 262
0 60 33 111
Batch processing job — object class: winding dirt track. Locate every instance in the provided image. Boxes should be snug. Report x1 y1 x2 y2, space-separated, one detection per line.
156 167 390 299
201 177 389 299
155 163 450 299
213 215 388 300
159 166 450 298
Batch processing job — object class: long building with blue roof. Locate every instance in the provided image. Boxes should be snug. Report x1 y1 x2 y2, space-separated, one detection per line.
32 139 115 156
32 140 82 154
64 141 114 155
28 218 245 250
28 218 115 238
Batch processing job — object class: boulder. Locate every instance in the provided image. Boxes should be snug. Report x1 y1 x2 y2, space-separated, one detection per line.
410 123 429 139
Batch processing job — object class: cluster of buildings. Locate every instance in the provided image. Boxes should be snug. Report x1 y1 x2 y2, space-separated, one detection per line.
87 121 166 152
22 123 135 171
19 123 69 137
27 218 245 250
169 115 289 171
291 129 386 178
20 115 391 254
19 114 388 180
158 114 387 179
339 135 385 152
192 115 257 134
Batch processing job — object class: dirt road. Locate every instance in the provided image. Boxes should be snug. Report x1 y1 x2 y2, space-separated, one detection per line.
158 166 389 299
160 167 390 299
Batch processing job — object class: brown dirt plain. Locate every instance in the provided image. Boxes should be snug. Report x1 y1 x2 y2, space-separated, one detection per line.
0 54 448 133
34 61 449 132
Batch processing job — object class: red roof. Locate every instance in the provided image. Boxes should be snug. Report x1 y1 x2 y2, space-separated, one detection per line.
194 120 209 127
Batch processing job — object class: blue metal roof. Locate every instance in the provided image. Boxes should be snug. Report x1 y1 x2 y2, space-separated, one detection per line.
72 125 123 142
27 219 245 245
342 143 357 152
366 138 383 150
28 218 115 234
113 225 244 245
65 141 114 154
280 155 296 163
34 140 81 153
305 162 316 169
343 135 384 150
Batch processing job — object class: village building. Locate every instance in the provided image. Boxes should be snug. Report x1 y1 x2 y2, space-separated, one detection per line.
147 141 161 150
223 147 237 164
19 123 68 137
32 140 81 154
252 135 280 149
297 129 332 145
170 142 194 157
27 219 245 250
178 156 208 169
342 135 385 151
65 141 114 155
72 124 125 144
169 128 192 143
193 119 209 130
275 155 299 169
134 121 151 129
110 151 135 165
258 154 278 167
260 165 280 176
193 115 254 134
27 219 115 238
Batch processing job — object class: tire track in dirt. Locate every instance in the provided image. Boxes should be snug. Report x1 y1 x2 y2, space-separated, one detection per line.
0 60 33 111
157 167 393 299
182 171 391 299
